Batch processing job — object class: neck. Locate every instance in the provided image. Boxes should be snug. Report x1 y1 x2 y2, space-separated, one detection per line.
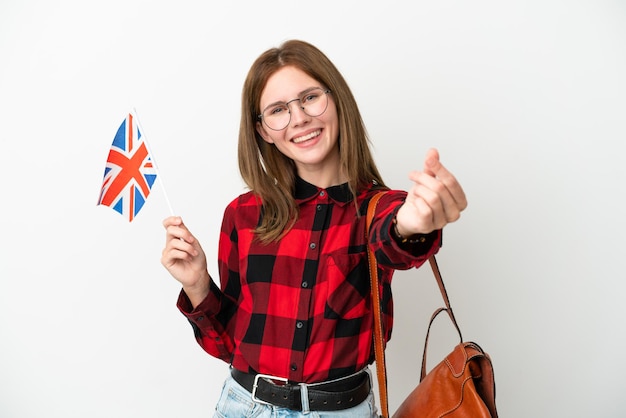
297 165 347 189
294 147 347 188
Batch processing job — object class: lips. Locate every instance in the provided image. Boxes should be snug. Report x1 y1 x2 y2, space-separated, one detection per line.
292 129 321 144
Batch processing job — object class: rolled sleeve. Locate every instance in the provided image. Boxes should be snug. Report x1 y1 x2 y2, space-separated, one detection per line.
370 193 442 270
176 281 234 362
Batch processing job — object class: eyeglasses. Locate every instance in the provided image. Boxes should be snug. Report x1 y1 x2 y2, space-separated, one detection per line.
258 87 331 131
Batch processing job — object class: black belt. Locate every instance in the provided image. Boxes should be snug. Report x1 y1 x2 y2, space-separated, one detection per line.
231 368 371 411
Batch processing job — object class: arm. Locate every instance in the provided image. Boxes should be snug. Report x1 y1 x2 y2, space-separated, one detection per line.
161 215 237 362
368 192 442 269
368 149 465 268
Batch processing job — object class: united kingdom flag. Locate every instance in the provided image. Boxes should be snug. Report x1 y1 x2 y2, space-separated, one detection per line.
98 113 157 222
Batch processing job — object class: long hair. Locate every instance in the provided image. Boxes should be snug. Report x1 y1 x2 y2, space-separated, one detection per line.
238 39 387 243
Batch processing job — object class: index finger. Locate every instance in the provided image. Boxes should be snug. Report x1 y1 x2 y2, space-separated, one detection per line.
162 215 183 228
163 216 195 243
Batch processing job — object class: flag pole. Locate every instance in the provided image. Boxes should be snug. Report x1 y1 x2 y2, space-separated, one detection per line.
132 108 176 216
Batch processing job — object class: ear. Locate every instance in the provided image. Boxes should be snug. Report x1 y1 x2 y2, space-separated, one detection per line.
256 121 274 144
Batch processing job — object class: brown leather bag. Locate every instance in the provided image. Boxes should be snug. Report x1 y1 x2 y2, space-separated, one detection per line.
366 192 498 418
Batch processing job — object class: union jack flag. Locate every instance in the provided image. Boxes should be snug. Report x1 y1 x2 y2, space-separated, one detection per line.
98 113 157 222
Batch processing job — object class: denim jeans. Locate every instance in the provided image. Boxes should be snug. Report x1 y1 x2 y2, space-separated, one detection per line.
213 373 378 418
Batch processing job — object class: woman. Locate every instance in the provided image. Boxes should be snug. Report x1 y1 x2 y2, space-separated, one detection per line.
161 39 467 417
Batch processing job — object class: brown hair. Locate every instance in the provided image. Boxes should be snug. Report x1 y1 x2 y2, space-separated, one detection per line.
238 39 386 243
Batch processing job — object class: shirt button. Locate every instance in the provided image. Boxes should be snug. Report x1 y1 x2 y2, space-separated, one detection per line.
302 281 308 288
296 321 304 329
197 316 204 321
316 204 322 211
309 243 316 250
319 191 325 197
291 364 298 371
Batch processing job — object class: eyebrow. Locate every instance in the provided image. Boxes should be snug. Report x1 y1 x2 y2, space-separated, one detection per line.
262 86 322 109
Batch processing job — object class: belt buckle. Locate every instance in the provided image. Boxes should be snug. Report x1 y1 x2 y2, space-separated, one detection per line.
251 373 289 405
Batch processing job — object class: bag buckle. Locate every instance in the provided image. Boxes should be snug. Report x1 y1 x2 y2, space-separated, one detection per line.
251 373 289 405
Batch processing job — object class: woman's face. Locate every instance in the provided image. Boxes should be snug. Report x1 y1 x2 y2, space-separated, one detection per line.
256 66 340 182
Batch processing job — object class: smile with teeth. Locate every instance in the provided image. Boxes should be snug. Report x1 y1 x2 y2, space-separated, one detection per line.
292 130 321 144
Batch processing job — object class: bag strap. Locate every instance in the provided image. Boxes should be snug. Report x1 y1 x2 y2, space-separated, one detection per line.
420 257 463 380
366 192 390 418
366 192 463 417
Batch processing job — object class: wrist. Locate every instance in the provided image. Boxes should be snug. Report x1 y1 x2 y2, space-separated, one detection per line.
392 217 427 244
182 272 211 308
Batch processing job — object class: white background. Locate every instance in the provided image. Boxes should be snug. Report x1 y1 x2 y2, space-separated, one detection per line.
1 1 625 417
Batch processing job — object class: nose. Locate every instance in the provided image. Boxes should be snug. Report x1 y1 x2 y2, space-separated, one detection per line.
287 99 309 126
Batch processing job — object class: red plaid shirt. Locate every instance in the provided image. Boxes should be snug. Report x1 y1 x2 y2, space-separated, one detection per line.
177 178 441 383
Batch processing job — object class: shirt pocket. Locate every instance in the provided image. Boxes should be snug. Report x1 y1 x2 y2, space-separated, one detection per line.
324 252 371 320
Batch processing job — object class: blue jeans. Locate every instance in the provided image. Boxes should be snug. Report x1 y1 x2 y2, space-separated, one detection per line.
213 373 378 418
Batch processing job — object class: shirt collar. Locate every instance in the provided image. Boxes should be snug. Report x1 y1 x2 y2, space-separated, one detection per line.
294 176 353 205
